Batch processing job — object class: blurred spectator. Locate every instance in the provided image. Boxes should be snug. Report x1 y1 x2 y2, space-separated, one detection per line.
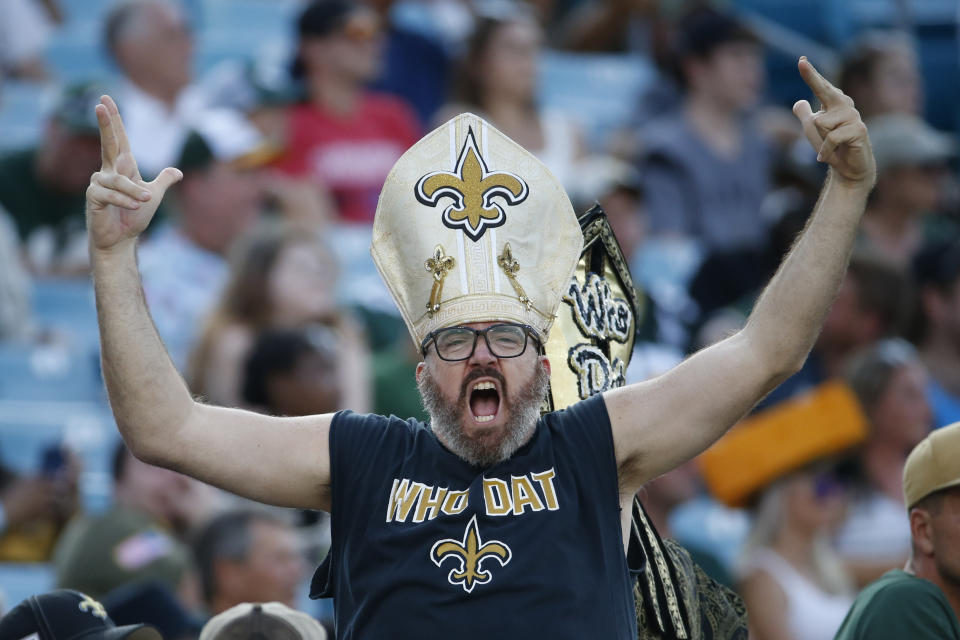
567 155 646 258
0 0 59 81
760 251 912 407
838 31 923 121
106 0 202 178
0 205 31 340
700 382 865 640
277 0 419 224
835 421 960 639
836 339 933 587
637 7 771 253
138 109 273 372
557 0 662 53
103 580 203 640
242 327 342 417
54 442 195 601
437 10 585 190
200 58 301 153
739 467 855 640
913 236 960 427
189 223 370 411
0 82 104 274
200 602 327 640
0 589 161 640
0 450 79 561
192 510 306 615
859 114 955 266
367 0 450 126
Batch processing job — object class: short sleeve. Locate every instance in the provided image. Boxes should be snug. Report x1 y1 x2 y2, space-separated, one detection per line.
847 581 960 640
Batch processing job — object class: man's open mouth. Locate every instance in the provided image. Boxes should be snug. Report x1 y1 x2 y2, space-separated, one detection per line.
469 380 501 423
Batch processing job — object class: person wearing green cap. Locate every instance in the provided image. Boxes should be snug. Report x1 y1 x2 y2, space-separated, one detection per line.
0 82 105 273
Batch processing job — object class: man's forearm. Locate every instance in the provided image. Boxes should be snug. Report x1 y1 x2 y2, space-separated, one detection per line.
92 242 195 462
744 170 870 377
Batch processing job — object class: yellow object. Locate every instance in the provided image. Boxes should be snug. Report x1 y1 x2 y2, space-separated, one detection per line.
699 381 868 507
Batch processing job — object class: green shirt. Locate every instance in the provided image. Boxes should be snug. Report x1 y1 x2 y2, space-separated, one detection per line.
53 505 189 600
0 148 87 245
834 569 960 640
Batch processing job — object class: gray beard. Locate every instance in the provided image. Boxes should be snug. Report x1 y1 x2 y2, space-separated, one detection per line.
417 362 549 468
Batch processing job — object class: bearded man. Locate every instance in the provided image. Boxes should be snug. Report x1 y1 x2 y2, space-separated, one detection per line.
83 57 874 639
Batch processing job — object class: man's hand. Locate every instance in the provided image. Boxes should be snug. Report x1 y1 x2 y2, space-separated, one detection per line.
85 95 182 252
792 56 876 187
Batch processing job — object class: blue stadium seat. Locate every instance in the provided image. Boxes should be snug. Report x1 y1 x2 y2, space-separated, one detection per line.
0 82 51 151
0 341 103 403
31 278 99 344
0 399 119 514
538 51 655 151
0 563 56 612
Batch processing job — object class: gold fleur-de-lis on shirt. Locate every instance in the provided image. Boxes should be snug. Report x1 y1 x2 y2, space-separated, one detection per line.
415 127 529 242
425 245 455 315
431 515 512 593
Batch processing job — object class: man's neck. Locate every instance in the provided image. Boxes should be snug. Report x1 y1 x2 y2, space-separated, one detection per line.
908 556 960 623
684 94 741 157
308 72 363 116
128 77 182 109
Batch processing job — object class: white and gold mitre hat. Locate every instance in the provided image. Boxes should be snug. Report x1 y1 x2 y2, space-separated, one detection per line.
371 113 583 347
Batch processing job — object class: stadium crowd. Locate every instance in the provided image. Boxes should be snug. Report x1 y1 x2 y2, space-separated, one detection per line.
0 0 959 638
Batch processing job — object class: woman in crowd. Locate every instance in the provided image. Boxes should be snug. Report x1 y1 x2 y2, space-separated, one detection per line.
188 222 370 412
835 338 933 586
738 465 855 640
436 9 584 189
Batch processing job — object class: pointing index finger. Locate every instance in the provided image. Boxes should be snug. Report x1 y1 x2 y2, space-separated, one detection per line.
96 97 118 168
798 56 845 109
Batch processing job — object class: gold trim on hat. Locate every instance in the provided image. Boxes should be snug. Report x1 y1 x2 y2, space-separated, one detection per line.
425 245 456 316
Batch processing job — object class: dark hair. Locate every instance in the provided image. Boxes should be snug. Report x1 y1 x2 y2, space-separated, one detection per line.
838 31 915 102
454 9 539 109
669 5 758 86
846 251 914 337
242 329 319 408
844 338 920 413
191 510 287 605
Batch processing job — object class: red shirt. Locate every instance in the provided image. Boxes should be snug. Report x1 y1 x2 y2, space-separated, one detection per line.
277 93 420 224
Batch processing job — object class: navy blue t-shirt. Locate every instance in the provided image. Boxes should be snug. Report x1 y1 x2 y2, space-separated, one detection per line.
312 393 636 639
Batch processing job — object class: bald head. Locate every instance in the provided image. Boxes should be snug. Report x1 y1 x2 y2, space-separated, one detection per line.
105 0 193 102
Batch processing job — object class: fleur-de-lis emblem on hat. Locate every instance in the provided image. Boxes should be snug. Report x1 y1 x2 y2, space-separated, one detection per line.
78 594 107 619
430 514 512 592
415 127 529 242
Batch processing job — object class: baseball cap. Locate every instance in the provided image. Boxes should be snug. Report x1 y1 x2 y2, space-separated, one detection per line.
868 114 956 174
199 602 328 640
0 589 161 640
177 108 281 173
903 421 960 509
50 81 110 136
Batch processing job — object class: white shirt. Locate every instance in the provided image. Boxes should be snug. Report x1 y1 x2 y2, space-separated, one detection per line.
115 81 206 179
742 548 854 640
139 225 229 372
835 490 912 561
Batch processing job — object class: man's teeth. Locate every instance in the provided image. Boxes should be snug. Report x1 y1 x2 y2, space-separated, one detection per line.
475 414 495 423
473 381 496 391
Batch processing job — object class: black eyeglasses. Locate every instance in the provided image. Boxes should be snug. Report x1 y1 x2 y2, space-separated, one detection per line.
420 323 540 361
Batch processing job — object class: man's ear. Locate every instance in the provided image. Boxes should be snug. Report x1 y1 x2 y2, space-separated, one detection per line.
539 355 551 377
415 360 426 383
909 508 935 557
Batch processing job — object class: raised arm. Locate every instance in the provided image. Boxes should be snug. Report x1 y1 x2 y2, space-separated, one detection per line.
605 57 876 493
87 96 332 511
